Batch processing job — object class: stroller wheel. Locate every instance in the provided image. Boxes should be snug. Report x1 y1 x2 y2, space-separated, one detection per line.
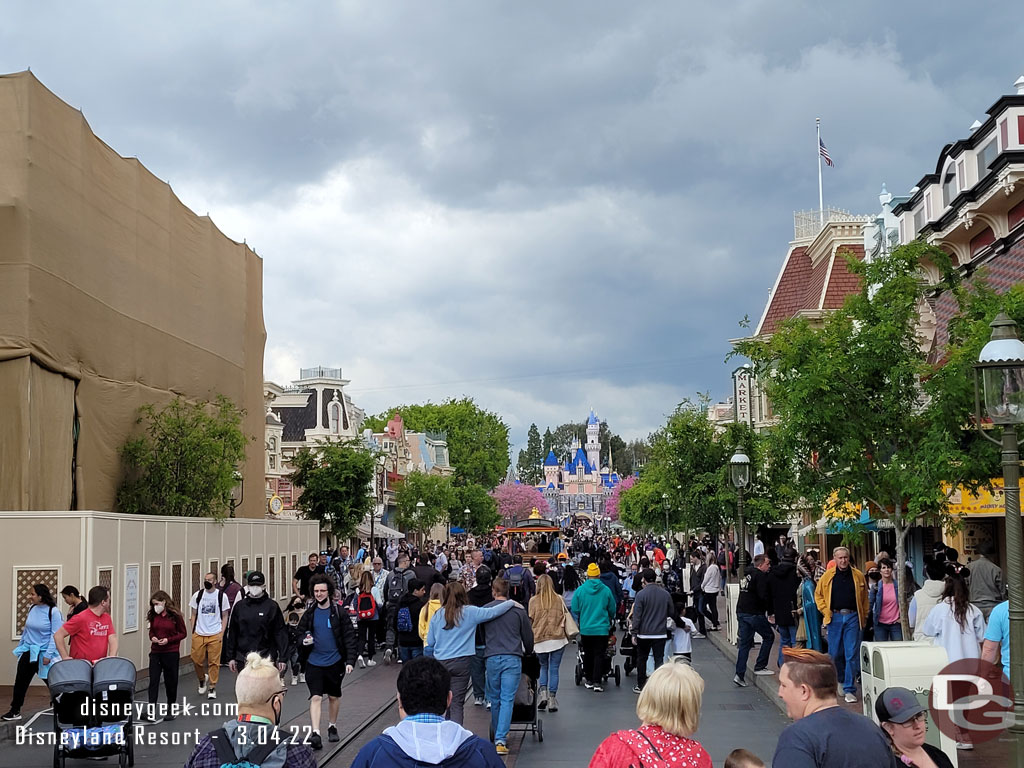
489 723 495 742
52 746 60 768
536 718 544 742
127 733 135 767
574 663 583 686
119 750 128 768
615 665 621 687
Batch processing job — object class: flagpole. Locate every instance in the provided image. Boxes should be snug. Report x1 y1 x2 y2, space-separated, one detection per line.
817 117 824 227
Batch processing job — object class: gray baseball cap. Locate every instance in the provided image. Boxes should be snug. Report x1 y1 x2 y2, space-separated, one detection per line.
875 686 925 724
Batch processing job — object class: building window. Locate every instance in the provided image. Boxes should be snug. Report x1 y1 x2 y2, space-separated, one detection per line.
942 165 957 208
269 455 276 470
330 403 341 434
977 139 998 179
913 207 925 235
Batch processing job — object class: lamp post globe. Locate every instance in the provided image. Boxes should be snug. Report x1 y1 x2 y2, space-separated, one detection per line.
730 446 751 575
975 313 1024 766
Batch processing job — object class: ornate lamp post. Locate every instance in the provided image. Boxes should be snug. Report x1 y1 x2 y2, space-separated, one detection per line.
416 500 425 546
662 492 670 541
974 311 1024 764
730 446 751 575
463 507 471 536
228 470 243 519
374 454 388 549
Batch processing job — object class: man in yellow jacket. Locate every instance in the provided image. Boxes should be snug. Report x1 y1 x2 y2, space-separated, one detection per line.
814 547 869 704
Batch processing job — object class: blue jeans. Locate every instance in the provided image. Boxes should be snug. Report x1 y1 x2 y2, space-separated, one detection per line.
874 621 902 641
399 646 423 663
486 654 521 745
736 613 774 680
776 625 797 667
537 647 564 694
470 645 486 699
827 612 862 694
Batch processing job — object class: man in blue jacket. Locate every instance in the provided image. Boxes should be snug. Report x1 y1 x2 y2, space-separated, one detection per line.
350 656 504 768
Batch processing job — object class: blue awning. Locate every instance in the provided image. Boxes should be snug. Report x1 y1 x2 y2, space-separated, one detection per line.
449 526 466 534
826 506 877 534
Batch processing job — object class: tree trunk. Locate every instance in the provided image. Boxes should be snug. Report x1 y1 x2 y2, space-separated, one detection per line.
893 507 912 641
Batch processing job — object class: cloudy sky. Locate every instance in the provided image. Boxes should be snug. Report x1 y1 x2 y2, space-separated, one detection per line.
3 2 1021 450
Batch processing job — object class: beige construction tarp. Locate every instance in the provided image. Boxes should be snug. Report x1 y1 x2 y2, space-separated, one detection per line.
0 72 266 517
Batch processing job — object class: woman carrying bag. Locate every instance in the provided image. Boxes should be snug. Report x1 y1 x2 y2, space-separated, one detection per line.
3 584 62 722
529 574 574 713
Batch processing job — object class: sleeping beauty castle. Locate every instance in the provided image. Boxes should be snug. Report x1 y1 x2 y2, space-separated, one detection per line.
537 410 622 521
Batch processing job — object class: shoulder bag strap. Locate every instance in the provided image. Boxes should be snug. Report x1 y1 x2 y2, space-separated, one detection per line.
209 728 239 765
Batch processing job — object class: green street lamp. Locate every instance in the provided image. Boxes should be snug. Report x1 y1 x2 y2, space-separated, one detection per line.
662 492 670 541
730 446 751 575
974 311 1024 766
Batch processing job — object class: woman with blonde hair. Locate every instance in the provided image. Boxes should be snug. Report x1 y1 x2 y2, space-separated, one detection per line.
589 660 712 768
528 573 569 713
419 582 445 644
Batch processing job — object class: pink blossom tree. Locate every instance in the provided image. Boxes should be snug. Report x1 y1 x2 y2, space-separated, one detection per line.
605 474 636 521
490 483 551 524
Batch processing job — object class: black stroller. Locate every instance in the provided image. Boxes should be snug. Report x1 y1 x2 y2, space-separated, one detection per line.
49 657 136 767
574 634 621 687
488 653 543 743
620 631 637 676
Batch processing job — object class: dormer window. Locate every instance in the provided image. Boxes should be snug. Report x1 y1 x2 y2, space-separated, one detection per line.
942 164 957 208
330 403 341 433
977 139 998 179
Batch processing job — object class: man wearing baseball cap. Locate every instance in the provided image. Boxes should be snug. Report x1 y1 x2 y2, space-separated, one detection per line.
570 562 616 692
876 687 953 768
774 648 897 767
225 571 289 675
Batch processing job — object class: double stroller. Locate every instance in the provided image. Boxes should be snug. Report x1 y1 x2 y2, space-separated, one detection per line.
48 657 137 767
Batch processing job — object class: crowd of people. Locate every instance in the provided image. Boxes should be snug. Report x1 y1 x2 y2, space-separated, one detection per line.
2 526 1014 767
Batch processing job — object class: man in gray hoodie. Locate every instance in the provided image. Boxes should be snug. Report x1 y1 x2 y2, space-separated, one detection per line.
482 577 534 755
350 657 504 768
629 568 675 694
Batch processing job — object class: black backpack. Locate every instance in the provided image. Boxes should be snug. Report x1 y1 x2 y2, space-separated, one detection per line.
508 566 526 602
388 569 413 604
209 727 278 768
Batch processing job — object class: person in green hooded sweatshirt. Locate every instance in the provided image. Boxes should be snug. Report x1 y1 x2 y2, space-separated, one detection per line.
571 562 616 692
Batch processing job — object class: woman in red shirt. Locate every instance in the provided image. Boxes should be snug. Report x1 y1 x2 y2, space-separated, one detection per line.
589 660 711 768
144 590 187 721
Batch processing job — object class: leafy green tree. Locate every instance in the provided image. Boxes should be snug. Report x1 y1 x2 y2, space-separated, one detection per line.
517 423 544 485
288 439 375 541
363 399 510 489
394 472 458 533
542 427 553 456
117 395 249 519
456 482 502 535
733 240 997 637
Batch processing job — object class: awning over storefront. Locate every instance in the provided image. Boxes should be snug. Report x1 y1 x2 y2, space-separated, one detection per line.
356 521 403 539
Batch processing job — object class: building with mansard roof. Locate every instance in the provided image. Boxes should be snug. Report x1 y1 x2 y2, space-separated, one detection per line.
263 366 366 511
536 410 621 522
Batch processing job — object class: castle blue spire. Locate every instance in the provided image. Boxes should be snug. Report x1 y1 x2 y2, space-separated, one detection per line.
543 449 559 467
587 409 599 426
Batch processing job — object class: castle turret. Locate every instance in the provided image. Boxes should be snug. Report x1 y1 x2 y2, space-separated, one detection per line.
585 409 601 473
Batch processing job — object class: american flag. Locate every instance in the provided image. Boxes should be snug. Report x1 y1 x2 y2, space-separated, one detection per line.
819 138 834 168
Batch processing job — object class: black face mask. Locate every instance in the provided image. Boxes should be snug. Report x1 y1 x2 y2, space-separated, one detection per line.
272 696 282 726
316 596 329 606
204 581 214 591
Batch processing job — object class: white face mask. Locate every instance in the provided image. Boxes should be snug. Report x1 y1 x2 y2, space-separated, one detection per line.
153 604 165 614
248 586 265 598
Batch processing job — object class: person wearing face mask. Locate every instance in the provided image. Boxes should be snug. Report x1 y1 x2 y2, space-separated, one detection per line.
190 572 231 700
295 575 357 750
226 572 289 684
142 591 186 722
184 652 316 768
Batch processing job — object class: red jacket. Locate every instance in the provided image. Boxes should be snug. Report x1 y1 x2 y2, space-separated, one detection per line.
589 725 711 768
149 611 187 654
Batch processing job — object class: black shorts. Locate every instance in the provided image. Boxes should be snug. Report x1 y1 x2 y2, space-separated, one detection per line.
305 660 343 698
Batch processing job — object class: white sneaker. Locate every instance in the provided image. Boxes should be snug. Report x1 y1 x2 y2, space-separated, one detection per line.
357 655 366 668
753 669 775 676
299 673 305 684
593 685 604 693
291 675 298 686
692 633 706 639
844 693 857 704
383 648 393 665
733 675 747 687
207 688 217 700
197 676 208 695
366 659 377 667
